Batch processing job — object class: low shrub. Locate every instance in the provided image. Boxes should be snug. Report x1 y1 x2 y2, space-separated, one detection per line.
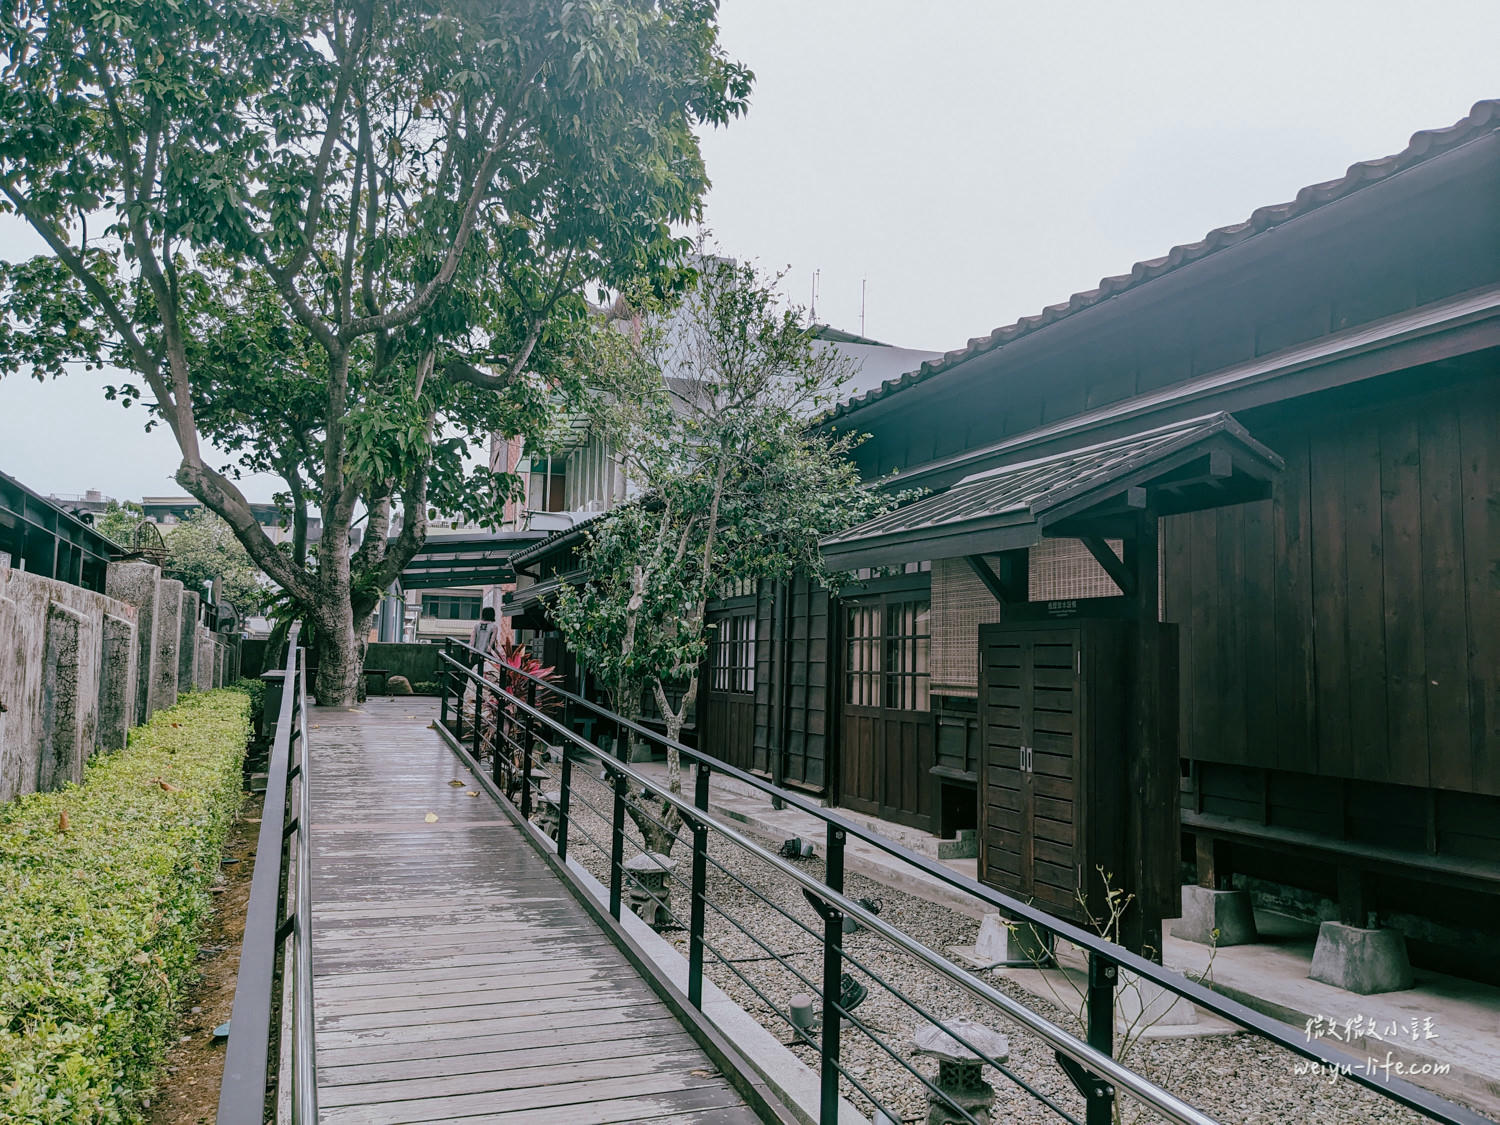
228 675 267 728
0 690 252 1123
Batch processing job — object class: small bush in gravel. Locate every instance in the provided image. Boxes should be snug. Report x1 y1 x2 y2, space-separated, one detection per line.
0 689 252 1124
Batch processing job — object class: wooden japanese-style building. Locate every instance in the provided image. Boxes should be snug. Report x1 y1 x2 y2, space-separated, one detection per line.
696 100 1500 975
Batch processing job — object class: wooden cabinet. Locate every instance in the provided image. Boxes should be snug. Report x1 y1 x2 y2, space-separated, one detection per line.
977 620 1132 926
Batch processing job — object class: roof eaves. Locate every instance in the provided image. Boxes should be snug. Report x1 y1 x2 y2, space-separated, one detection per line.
825 98 1500 423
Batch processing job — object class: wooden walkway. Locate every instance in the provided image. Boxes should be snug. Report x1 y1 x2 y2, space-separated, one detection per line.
309 699 763 1125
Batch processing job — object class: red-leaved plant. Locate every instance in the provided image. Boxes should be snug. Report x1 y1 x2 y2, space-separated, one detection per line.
477 643 562 794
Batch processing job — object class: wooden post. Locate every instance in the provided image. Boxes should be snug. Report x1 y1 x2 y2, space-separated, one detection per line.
1337 865 1373 928
1123 510 1173 959
1195 834 1232 891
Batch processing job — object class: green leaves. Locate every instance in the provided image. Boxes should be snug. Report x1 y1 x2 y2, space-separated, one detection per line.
0 690 252 1124
0 0 750 702
553 256 899 725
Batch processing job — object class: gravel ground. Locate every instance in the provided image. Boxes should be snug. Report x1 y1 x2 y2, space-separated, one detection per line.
516 755 1443 1125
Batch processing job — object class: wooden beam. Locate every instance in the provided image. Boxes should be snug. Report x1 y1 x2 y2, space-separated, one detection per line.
1209 449 1233 479
1125 485 1148 509
1081 535 1136 597
965 554 1013 605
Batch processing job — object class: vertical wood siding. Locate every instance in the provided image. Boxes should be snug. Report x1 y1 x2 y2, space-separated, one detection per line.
1164 378 1500 796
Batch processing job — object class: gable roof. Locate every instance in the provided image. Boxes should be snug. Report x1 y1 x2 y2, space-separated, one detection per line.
826 98 1500 423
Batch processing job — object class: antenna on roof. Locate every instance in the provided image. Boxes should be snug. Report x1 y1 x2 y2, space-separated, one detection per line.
860 278 867 337
810 269 820 322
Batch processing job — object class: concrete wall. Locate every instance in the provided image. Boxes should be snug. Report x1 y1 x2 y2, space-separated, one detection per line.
0 560 243 805
0 566 132 802
365 642 446 687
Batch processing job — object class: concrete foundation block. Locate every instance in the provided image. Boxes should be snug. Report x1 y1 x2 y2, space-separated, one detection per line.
153 579 183 712
106 562 161 721
951 913 1055 969
99 613 137 753
39 603 89 791
1310 922 1413 995
178 590 200 692
937 828 979 860
1170 884 1259 946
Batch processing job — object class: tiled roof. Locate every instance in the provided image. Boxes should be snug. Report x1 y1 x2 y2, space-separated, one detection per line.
826 99 1500 422
509 511 607 567
820 412 1283 569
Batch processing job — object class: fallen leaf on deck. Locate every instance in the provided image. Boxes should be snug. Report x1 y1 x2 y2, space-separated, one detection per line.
424 812 439 823
466 791 479 797
448 780 465 788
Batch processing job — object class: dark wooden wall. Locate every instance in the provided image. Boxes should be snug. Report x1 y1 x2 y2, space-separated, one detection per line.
749 576 832 791
1163 372 1500 798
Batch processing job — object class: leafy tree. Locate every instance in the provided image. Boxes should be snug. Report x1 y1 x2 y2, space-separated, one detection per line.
162 508 268 614
92 499 144 547
553 258 899 851
0 0 750 704
90 500 266 610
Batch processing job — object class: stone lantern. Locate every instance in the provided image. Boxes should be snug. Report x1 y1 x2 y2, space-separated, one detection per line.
910 1018 1010 1125
534 790 562 840
623 852 677 929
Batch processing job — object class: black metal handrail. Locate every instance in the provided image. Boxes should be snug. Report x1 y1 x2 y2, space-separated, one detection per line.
438 637 1489 1125
218 624 317 1125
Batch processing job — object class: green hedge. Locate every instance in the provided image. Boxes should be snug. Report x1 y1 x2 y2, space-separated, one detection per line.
0 689 252 1123
231 675 267 728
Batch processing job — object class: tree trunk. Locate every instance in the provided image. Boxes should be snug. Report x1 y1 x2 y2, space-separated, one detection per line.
314 609 364 707
310 542 369 706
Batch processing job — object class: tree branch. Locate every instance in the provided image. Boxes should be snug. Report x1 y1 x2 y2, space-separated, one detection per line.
0 179 174 424
176 459 314 602
282 0 374 281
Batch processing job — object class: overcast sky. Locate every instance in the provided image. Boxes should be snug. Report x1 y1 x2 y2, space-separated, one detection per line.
3 0 1498 501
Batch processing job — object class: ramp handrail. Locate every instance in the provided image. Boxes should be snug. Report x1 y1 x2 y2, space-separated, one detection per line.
437 637 1488 1125
217 624 317 1124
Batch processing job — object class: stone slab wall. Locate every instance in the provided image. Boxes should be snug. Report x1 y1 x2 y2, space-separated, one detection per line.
0 566 134 803
195 625 215 690
178 590 200 692
105 562 160 724
99 613 137 753
3 561 246 806
152 578 183 713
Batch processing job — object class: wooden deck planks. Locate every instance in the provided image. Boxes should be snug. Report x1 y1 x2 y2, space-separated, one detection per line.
309 699 757 1124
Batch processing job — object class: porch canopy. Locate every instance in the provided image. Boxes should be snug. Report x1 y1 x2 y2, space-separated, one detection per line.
398 530 547 590
821 412 1284 571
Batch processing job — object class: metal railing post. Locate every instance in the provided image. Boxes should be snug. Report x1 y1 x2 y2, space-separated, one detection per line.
472 674 485 763
609 769 627 920
820 823 846 1125
556 745 572 861
438 641 450 731
520 679 537 821
1087 953 1118 1125
694 759 711 812
688 815 709 1009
